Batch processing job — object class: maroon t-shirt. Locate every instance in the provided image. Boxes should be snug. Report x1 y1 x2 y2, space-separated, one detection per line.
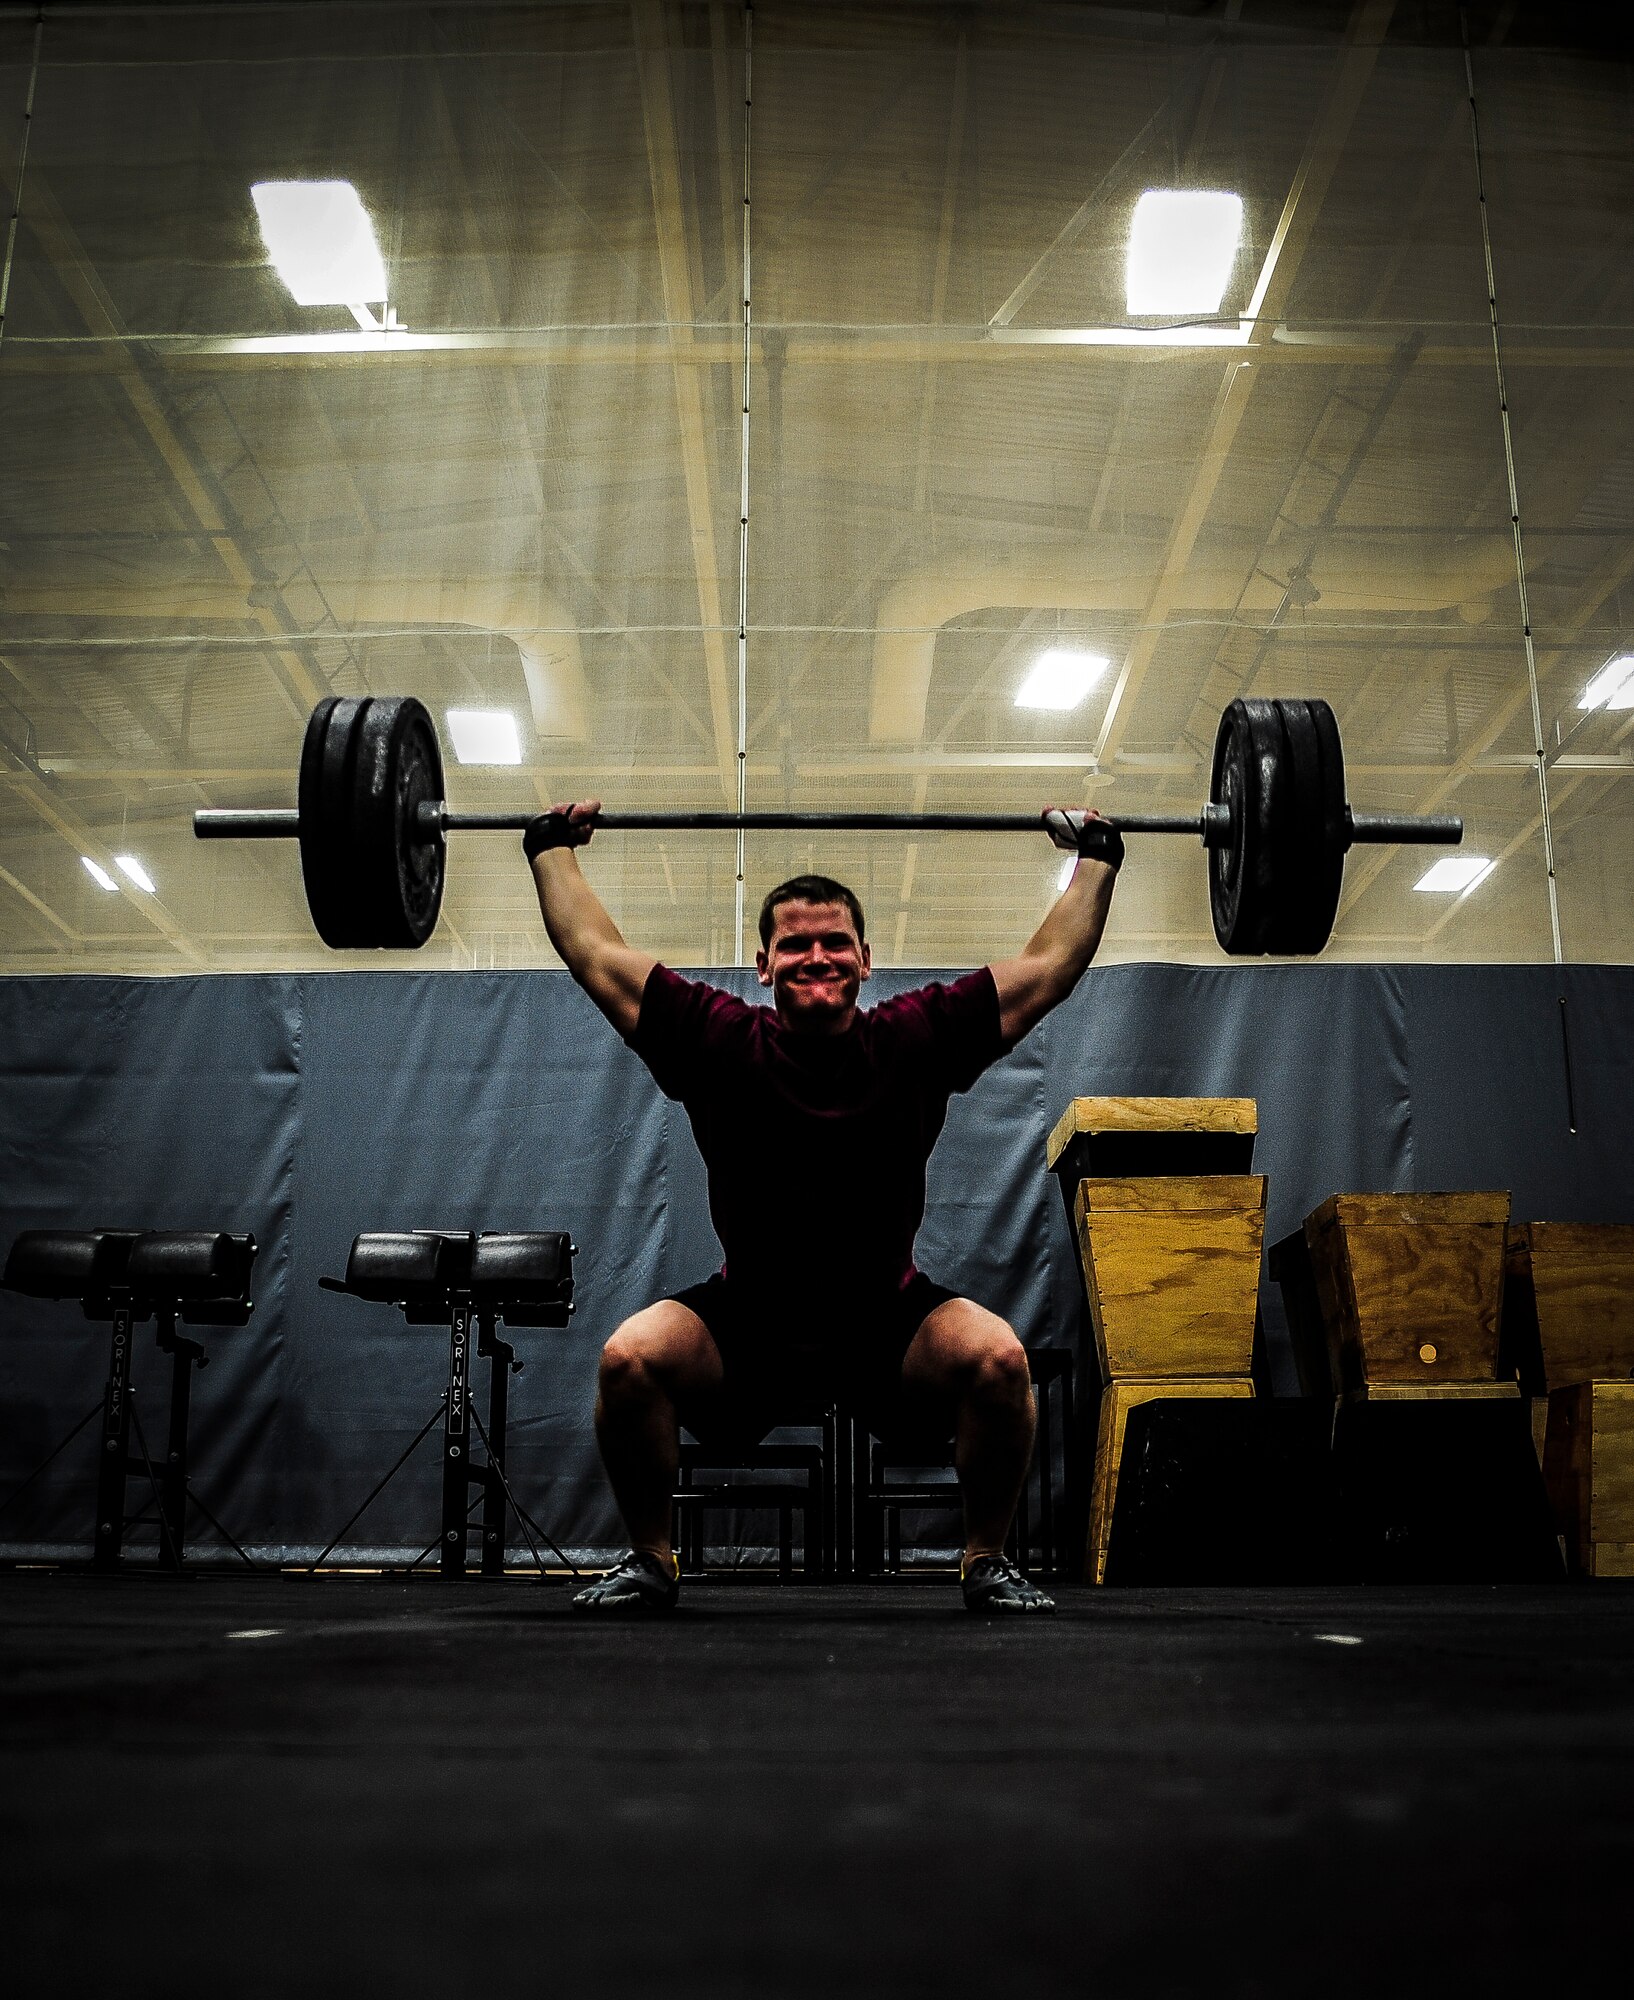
630 965 1005 1307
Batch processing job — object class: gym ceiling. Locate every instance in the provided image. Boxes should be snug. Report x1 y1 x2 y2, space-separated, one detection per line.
0 0 1630 974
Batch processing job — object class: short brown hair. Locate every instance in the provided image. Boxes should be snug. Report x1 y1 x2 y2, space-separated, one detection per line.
757 874 866 949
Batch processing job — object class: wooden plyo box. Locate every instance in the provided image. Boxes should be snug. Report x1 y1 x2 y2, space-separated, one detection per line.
1520 1222 1634 1388
1047 1096 1257 1187
1303 1191 1513 1398
1071 1177 1268 1381
1047 1098 1263 1585
1086 1379 1254 1587
1512 1223 1634 1578
1544 1381 1634 1578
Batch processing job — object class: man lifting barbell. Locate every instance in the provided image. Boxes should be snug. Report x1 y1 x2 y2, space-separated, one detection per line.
523 798 1125 1614
190 692 1464 1602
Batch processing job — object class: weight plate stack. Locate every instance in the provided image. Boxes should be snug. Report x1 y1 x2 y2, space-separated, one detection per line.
298 695 371 948
351 695 446 949
1262 697 1346 955
1208 697 1286 954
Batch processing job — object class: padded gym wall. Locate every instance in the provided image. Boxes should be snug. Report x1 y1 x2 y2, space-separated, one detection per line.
3 962 1629 1563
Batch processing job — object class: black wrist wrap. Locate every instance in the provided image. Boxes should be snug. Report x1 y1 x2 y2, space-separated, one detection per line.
523 811 578 861
1075 817 1125 871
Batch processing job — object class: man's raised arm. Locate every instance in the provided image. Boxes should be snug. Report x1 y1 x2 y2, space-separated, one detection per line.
987 812 1123 1045
524 805 657 1040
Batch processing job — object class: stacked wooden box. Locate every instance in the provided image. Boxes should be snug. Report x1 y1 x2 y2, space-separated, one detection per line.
1512 1223 1634 1578
1298 1191 1516 1403
1046 1096 1265 1586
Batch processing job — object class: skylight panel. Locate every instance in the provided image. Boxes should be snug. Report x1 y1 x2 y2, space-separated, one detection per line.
1414 857 1494 893
446 709 523 766
1126 191 1244 316
1015 648 1109 712
252 181 387 307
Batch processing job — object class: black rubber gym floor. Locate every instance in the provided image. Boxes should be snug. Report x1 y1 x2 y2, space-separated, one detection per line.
4 1574 1632 1998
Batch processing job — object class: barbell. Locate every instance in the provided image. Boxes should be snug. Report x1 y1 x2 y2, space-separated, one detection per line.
192 692 1462 956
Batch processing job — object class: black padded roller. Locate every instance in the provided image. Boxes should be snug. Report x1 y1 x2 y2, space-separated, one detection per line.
127 1231 257 1303
1 1229 142 1299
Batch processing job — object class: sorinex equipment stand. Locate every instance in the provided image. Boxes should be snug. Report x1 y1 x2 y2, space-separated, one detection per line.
315 1231 576 1576
1 1230 258 1571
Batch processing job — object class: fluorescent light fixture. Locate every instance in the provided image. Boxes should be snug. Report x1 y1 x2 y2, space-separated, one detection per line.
1015 648 1110 711
1057 855 1078 893
1577 654 1634 710
1126 190 1244 316
446 708 523 765
251 180 387 307
81 857 117 891
1414 856 1494 893
114 854 155 893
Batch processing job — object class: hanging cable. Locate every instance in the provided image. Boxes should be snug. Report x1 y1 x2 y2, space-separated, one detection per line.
734 1 754 962
1462 18 1563 965
0 6 45 356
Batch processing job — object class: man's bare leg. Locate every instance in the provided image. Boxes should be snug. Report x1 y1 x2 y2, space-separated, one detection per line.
594 1298 724 1566
900 1297 1036 1561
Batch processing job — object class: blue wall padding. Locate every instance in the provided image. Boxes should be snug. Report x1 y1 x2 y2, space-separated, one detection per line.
2 964 1629 1560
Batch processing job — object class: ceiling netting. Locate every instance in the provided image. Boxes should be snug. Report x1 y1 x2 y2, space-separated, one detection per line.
0 0 1629 973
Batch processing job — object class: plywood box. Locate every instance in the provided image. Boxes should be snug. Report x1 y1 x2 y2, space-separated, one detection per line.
1304 1192 1510 1392
1516 1222 1634 1389
1048 1096 1257 1186
1544 1379 1634 1578
1086 1379 1255 1586
1073 1176 1268 1381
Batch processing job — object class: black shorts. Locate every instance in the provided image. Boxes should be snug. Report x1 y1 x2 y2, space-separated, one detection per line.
668 1270 959 1452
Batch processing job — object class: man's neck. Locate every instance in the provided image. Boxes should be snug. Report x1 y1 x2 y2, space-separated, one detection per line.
775 1004 857 1039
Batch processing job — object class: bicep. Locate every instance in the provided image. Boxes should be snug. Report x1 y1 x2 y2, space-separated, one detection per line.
578 943 659 1040
987 953 1057 1047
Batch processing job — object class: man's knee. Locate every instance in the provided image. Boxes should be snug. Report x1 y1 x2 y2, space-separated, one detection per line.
970 1327 1032 1405
598 1302 722 1408
909 1299 1031 1404
599 1324 653 1400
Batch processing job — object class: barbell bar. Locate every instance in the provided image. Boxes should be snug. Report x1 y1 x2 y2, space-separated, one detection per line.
190 692 1463 956
195 802 1459 844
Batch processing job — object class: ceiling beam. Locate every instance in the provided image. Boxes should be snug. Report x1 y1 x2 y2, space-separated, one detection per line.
16 171 329 722
13 329 1634 375
1091 0 1397 769
0 859 81 946
0 749 204 964
1337 528 1634 925
633 0 739 809
911 31 968 514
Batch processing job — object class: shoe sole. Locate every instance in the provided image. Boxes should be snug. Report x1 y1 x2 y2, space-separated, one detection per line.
570 1592 678 1614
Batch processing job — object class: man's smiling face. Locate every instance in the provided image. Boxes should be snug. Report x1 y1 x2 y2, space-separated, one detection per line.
755 898 872 1034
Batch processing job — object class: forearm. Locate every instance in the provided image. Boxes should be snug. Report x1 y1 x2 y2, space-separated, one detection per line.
990 857 1117 1043
530 848 628 977
1018 858 1116 999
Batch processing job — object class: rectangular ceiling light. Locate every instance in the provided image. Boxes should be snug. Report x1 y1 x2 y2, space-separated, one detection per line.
1414 856 1494 893
114 854 155 893
1577 654 1634 710
251 181 387 306
1126 190 1244 316
1015 647 1110 711
1057 855 1078 893
446 708 523 765
81 857 117 891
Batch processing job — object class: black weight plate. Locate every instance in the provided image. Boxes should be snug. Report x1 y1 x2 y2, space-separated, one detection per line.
388 698 446 948
1207 702 1248 950
351 695 445 949
1264 698 1346 955
298 695 371 948
296 698 340 942
1209 697 1285 954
